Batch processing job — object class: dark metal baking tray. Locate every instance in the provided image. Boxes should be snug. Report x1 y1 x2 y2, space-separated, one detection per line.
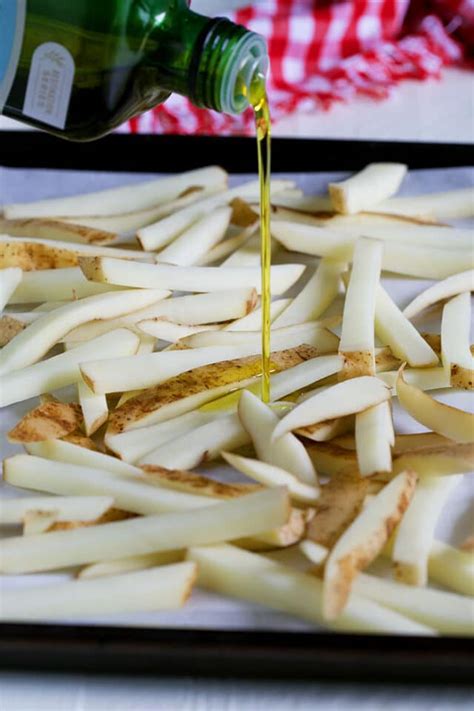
0 131 473 681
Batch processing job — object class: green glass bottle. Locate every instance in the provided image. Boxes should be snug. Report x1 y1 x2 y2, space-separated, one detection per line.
0 1 268 141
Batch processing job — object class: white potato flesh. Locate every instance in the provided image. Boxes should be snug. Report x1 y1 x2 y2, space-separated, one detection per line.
392 475 463 587
187 544 433 635
0 234 153 260
222 452 320 505
0 486 289 573
376 187 474 219
9 267 123 304
138 413 249 469
441 292 474 388
0 267 22 312
78 550 185 579
378 367 449 393
299 540 329 565
137 179 293 251
25 439 141 477
271 259 345 329
78 380 109 436
196 224 258 266
355 402 393 477
0 562 197 620
273 376 391 440
4 167 227 218
238 390 317 485
156 206 232 266
339 237 383 376
0 328 139 407
427 541 474 597
403 269 474 319
224 298 291 331
270 354 344 401
0 496 114 525
79 256 304 295
0 289 166 374
354 573 474 636
329 163 407 214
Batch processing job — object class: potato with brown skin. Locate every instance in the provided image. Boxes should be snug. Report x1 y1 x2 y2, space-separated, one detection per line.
0 315 25 346
0 218 118 245
140 465 260 499
8 402 83 443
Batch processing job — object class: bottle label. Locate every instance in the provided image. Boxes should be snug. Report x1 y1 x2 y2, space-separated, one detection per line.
0 0 26 113
23 42 75 129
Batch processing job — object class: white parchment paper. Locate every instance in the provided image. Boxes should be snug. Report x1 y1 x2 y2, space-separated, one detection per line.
0 165 472 631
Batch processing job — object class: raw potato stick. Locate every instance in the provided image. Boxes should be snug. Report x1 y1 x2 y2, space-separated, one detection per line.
0 496 114 525
378 367 449 393
0 328 139 407
0 486 290 573
3 454 211 515
353 573 474 636
0 289 167 374
66 288 256 342
392 475 463 586
223 298 291 331
396 367 474 443
79 256 305 295
25 439 141 476
78 380 109 436
403 269 474 319
355 402 393 477
238 390 317 485
375 187 474 219
4 167 227 218
441 292 474 389
272 376 391 440
375 285 439 368
9 267 123 304
323 471 417 619
187 544 434 635
329 163 407 214
0 562 197 620
271 259 344 329
156 206 232 266
78 550 185 579
0 217 118 245
137 179 293 251
0 267 22 312
339 237 383 378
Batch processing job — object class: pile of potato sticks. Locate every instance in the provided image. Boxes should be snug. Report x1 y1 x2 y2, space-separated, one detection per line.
0 162 473 636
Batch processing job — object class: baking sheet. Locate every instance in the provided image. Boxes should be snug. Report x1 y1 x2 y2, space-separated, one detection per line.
0 166 473 631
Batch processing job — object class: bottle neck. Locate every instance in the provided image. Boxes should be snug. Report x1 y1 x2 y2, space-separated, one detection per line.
149 10 268 115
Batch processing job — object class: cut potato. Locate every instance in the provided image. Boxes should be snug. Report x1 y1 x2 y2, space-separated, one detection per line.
323 470 417 619
0 562 197 620
0 496 114 526
0 289 166 375
4 167 227 219
296 415 354 443
238 390 317 485
8 401 83 443
79 256 304 295
8 267 123 304
273 376 391 440
392 475 463 586
0 328 139 407
78 380 109 436
78 550 185 579
396 367 474 443
0 217 118 245
106 412 218 462
66 288 256 342
196 224 258 266
403 269 474 319
222 452 320 505
375 285 439 368
135 321 217 342
0 485 289 573
224 298 291 331
107 348 304 434
138 413 249 469
427 541 474 597
299 540 329 565
329 163 407 214
271 259 345 329
0 267 22 313
188 544 433 635
378 367 449 392
339 237 383 378
392 442 474 478
354 573 474 636
141 465 259 499
136 179 293 251
355 402 393 477
441 292 474 389
25 438 140 477
376 188 474 219
22 510 60 536
156 206 232 266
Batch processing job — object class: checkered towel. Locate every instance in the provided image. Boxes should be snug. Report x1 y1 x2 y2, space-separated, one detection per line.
127 0 473 136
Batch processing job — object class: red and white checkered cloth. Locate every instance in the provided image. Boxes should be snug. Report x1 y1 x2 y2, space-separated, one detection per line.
127 0 473 136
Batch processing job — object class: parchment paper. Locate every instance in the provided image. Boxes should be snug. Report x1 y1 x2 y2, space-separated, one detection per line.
0 166 472 631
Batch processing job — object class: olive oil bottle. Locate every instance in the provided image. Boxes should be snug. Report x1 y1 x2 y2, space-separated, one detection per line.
1 1 268 140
